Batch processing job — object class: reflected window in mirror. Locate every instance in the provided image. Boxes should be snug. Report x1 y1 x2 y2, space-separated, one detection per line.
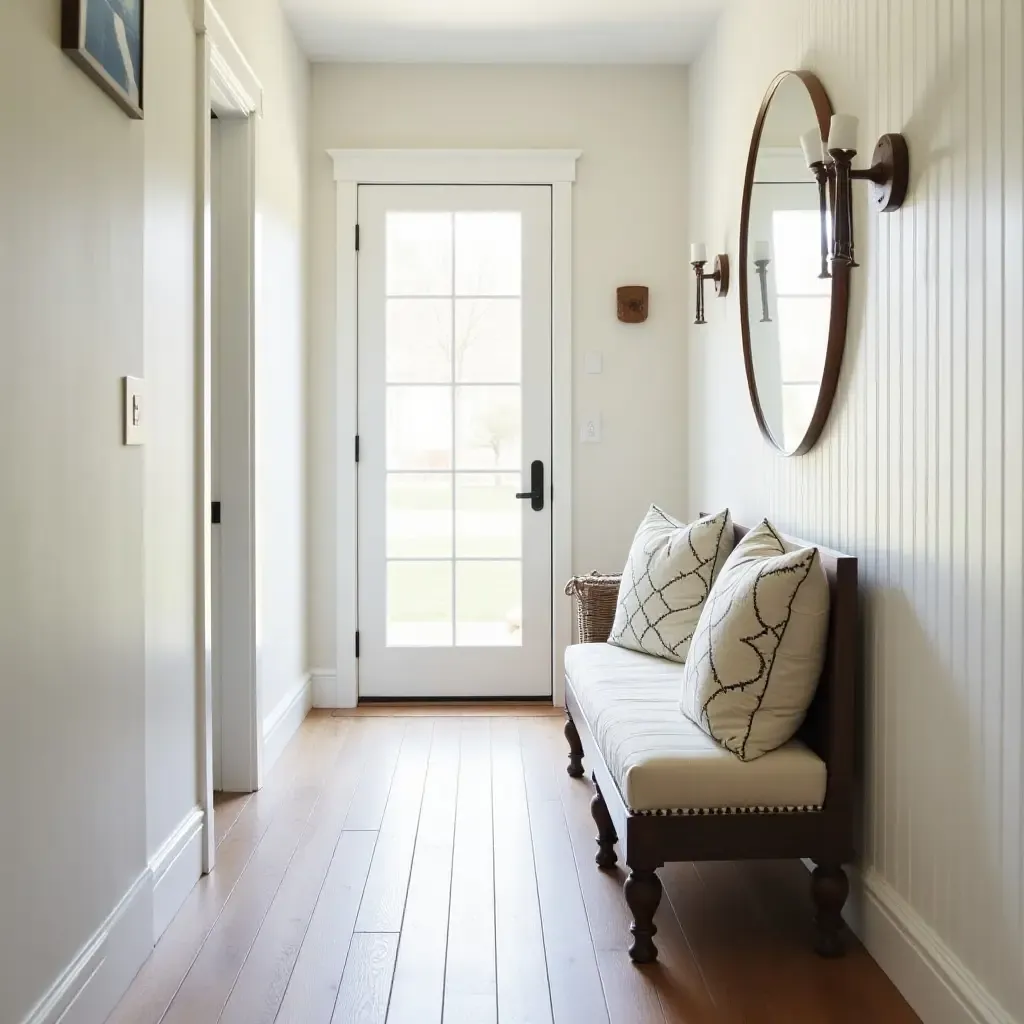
772 210 831 450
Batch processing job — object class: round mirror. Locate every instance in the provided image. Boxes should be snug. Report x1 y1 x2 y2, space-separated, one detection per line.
739 71 849 456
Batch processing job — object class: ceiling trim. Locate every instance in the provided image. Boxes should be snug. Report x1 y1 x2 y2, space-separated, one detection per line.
328 148 582 184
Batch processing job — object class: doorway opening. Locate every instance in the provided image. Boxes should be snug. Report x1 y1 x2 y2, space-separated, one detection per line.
196 2 263 871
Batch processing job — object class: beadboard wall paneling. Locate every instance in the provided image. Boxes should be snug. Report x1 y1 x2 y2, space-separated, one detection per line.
688 0 1023 1019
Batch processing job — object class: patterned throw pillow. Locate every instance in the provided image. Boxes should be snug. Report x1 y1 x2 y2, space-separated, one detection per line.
608 508 734 663
679 520 830 761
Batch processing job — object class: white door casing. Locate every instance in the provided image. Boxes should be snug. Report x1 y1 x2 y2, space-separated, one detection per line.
329 150 579 709
356 184 552 699
195 0 263 871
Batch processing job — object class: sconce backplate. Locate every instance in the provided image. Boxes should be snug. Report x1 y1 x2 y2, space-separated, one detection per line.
714 254 730 297
872 132 910 212
617 285 649 323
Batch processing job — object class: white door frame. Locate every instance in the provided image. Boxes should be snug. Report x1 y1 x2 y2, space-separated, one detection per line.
328 149 580 710
194 0 263 871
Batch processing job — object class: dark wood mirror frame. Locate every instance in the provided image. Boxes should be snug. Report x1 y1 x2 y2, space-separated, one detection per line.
739 70 851 457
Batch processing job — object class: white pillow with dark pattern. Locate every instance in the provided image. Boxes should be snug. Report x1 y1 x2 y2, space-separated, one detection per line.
679 519 830 761
608 507 734 663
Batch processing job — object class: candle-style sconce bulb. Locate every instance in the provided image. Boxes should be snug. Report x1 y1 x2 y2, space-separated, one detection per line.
690 246 730 325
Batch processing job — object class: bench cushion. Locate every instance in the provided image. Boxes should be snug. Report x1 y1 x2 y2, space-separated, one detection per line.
565 643 827 814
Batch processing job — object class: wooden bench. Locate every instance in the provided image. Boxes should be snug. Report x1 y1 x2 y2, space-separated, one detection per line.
563 521 857 963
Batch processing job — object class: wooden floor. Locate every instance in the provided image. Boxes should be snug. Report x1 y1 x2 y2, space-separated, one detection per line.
110 708 919 1024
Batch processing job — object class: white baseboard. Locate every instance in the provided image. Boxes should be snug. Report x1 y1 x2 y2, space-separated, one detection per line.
263 674 313 773
19 808 207 1024
841 867 1017 1024
149 807 205 944
309 669 337 709
20 870 152 1024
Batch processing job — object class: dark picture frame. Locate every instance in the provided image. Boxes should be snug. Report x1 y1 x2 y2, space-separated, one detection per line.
62 0 144 119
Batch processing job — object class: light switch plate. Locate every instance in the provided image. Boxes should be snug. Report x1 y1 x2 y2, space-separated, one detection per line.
580 414 602 443
123 376 144 446
585 351 603 374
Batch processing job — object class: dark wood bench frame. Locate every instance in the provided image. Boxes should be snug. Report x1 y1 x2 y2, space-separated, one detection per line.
563 522 857 964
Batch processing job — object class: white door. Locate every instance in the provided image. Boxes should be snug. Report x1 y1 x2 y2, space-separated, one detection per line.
356 184 553 699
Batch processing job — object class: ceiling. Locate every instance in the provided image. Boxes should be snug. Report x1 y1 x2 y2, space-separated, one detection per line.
281 0 724 64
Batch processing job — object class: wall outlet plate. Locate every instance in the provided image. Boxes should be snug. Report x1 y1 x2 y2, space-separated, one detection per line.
585 352 603 374
580 414 602 443
123 376 144 446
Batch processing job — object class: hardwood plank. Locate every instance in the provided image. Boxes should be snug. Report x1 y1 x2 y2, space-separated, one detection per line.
385 719 461 1024
532 717 713 1024
646 894 722 1024
491 718 553 1024
218 720 377 1024
330 932 400 1024
274 829 378 1024
660 860 791 1024
442 718 497 1024
519 718 610 1024
107 716 342 1024
214 791 252 847
158 724 349 1024
343 718 408 830
354 719 434 931
595 950 665 1024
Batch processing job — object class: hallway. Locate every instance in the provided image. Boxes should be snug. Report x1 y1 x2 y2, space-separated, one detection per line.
110 708 917 1023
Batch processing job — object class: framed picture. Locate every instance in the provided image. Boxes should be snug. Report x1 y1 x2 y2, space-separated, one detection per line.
62 0 144 119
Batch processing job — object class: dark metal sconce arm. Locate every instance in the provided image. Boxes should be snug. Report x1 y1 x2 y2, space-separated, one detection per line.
691 255 730 326
828 132 909 267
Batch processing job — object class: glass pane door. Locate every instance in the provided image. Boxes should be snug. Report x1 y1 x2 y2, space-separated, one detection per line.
357 186 552 699
383 212 524 649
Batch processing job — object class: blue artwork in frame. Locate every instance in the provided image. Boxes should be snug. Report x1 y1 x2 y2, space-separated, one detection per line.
62 0 144 119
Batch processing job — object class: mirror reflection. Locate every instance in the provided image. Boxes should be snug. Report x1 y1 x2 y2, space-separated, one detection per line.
747 74 832 453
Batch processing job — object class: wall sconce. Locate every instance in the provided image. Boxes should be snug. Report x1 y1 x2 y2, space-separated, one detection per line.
752 240 772 323
690 243 729 325
800 128 832 280
826 114 910 267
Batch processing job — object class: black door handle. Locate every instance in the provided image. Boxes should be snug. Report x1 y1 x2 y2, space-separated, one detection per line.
515 460 545 512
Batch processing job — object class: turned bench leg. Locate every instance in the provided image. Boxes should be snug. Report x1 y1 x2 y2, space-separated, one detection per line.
564 711 584 778
624 867 663 964
589 779 618 870
811 862 849 957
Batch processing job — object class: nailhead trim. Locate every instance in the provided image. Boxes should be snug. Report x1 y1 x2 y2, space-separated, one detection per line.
635 803 823 817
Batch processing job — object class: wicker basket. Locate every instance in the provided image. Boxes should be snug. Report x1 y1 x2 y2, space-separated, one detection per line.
564 572 621 644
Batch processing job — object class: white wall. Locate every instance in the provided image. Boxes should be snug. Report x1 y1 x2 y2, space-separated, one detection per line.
216 0 312 724
687 2 1023 1021
0 1 310 1021
307 64 690 672
0 3 148 1021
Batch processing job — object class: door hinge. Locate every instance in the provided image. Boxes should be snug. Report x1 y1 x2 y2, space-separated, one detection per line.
354 224 360 251
355 631 361 658
355 434 360 463
211 501 221 525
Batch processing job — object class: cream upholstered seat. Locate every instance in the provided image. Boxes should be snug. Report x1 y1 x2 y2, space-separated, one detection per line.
564 643 827 814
